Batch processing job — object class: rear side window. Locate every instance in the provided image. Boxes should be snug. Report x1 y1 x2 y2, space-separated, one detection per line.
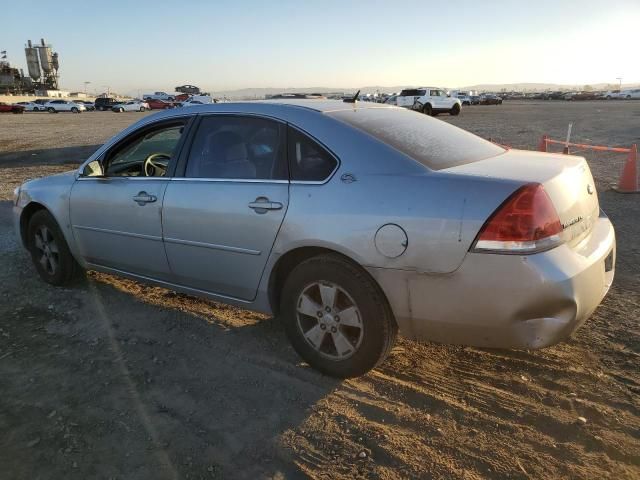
185 115 287 180
329 108 504 170
288 127 338 182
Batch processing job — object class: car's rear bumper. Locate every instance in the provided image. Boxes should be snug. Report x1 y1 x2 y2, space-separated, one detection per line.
367 213 615 349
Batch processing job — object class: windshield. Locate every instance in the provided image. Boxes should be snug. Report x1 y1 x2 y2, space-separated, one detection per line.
328 107 504 170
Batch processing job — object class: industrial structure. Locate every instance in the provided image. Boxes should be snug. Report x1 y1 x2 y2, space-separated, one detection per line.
0 38 60 94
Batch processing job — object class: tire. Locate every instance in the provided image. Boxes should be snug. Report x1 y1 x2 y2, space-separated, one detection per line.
280 254 397 378
627 95 631 99
27 210 82 286
98 106 104 111
422 103 433 116
71 107 79 113
139 106 146 112
47 107 55 113
449 103 461 116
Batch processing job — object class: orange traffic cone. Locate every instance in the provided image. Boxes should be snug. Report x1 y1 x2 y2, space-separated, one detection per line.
538 135 548 152
614 144 639 193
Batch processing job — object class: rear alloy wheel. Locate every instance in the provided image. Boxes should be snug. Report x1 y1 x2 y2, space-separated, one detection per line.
449 103 461 116
27 210 82 286
281 254 397 378
139 106 146 112
47 107 55 113
422 103 433 116
71 107 79 113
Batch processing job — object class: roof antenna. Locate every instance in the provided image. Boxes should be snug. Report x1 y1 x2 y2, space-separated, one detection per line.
343 90 360 103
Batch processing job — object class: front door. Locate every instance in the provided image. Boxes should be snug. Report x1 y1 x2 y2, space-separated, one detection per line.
162 114 289 300
70 119 189 280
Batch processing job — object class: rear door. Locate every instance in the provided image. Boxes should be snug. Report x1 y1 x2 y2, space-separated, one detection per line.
162 114 289 300
397 89 418 107
429 89 446 109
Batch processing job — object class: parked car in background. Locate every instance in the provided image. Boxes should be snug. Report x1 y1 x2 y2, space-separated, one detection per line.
74 100 95 111
146 98 176 110
44 100 86 113
604 90 621 100
178 96 214 107
0 102 24 113
470 95 481 105
143 92 176 101
396 87 461 116
547 91 566 100
568 91 597 101
456 94 472 106
95 97 122 111
480 94 503 105
383 95 397 105
15 101 46 111
112 100 150 112
12 100 616 378
620 89 640 99
178 99 207 107
33 99 49 107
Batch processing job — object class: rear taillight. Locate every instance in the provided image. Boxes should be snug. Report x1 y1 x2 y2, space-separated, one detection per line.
472 183 563 253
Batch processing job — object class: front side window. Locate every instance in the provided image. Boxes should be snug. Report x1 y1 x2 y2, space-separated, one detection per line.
99 122 186 177
185 116 286 180
288 127 338 182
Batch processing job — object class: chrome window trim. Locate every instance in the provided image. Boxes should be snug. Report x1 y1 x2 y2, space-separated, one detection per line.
77 176 169 181
170 178 288 184
290 180 330 185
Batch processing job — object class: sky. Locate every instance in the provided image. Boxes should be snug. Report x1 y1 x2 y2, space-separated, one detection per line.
1 0 638 95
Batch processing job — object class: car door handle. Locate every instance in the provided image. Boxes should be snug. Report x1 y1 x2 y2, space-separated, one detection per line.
248 198 283 213
133 191 157 205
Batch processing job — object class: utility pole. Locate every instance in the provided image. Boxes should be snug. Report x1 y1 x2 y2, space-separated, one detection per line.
83 81 91 95
616 77 622 90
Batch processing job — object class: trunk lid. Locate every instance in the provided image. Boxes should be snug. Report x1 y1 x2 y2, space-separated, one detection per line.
446 149 600 246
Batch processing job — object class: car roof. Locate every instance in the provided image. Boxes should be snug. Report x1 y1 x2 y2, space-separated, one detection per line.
256 99 395 113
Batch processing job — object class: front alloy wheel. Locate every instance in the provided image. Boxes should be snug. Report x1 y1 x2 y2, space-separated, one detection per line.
28 210 81 285
33 225 59 276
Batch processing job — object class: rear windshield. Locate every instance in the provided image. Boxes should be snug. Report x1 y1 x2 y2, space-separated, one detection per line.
329 107 504 170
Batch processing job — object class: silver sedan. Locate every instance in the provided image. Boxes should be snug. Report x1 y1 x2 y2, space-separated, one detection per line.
13 100 616 377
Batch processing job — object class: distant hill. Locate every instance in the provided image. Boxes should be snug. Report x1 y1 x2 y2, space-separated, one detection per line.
210 82 638 99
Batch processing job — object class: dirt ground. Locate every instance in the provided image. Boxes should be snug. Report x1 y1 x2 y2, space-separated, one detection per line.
0 102 639 480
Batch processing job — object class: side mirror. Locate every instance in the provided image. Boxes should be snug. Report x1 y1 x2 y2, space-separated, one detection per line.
82 159 104 177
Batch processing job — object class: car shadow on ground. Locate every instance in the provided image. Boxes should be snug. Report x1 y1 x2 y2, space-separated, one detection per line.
1 235 342 478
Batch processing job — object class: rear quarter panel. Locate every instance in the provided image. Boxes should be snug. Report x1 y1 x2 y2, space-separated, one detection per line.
274 172 520 274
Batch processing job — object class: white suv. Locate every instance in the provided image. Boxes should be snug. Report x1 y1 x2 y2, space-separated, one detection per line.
396 87 462 116
44 100 86 113
620 89 640 99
